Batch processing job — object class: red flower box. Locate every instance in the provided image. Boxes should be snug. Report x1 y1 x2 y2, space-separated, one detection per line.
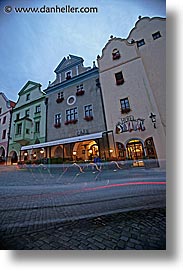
116 79 124 85
71 119 78 124
64 119 78 125
76 90 85 96
84 116 93 121
121 108 131 114
56 98 64 103
54 123 61 128
112 53 121 60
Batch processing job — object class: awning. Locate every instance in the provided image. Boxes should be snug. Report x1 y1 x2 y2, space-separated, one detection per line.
21 132 104 151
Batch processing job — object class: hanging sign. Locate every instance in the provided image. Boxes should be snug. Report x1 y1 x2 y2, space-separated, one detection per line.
116 115 145 134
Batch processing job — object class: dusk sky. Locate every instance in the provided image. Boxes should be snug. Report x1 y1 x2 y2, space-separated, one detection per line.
0 0 166 102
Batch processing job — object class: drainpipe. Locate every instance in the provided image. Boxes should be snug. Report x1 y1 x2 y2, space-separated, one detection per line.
6 108 13 165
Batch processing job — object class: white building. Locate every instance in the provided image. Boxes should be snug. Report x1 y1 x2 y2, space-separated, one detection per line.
97 17 166 167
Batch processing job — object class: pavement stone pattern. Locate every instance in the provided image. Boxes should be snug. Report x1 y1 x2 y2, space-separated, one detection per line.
0 208 166 250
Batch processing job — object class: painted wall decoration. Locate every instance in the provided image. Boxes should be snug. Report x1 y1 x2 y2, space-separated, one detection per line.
115 115 145 134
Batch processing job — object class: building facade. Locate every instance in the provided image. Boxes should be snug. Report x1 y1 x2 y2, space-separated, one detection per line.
97 17 166 167
8 81 46 164
0 92 15 164
21 55 107 163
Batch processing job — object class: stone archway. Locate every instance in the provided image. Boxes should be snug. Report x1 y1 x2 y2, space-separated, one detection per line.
10 150 18 164
0 146 5 163
72 140 99 161
126 139 145 167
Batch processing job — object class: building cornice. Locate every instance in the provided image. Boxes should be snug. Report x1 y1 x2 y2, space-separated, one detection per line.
99 56 141 73
12 97 45 113
127 16 166 40
45 67 99 94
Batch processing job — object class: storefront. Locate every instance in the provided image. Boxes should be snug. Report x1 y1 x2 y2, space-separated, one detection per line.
20 131 114 164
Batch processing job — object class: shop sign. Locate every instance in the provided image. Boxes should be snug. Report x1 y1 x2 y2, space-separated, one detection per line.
116 115 145 134
76 129 89 136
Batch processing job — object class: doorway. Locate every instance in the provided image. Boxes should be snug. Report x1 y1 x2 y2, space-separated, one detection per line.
126 139 144 167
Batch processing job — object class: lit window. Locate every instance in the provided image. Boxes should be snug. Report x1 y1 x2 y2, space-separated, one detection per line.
115 71 124 85
120 98 131 114
152 31 161 40
137 39 145 47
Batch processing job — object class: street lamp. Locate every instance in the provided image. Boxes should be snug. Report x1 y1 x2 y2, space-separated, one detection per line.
149 113 156 128
40 148 44 154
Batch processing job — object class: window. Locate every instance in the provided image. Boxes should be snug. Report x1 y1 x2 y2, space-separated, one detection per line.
35 105 41 113
58 91 64 99
25 109 30 117
77 84 84 91
2 116 6 124
112 49 120 60
120 98 131 114
16 113 20 120
2 129 6 139
0 108 2 114
76 84 85 96
115 71 124 85
137 39 145 47
152 31 161 40
26 129 30 134
55 113 62 125
65 71 72 80
84 104 93 117
56 91 64 103
66 107 78 122
26 93 30 101
35 121 40 133
17 123 22 135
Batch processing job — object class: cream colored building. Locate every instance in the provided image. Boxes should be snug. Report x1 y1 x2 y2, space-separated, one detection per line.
97 17 166 167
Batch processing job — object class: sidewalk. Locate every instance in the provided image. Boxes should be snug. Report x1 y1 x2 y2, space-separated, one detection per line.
0 208 166 250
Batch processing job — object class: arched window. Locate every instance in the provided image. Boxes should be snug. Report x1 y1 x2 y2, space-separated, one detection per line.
116 142 126 160
112 49 121 60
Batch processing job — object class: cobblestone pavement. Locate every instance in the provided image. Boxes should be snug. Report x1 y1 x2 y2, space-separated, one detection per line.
0 165 166 250
0 208 166 250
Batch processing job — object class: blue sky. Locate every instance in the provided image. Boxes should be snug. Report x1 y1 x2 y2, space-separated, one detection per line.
0 0 166 101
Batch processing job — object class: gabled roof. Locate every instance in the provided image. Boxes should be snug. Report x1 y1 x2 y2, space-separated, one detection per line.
0 92 16 109
18 81 42 96
54 54 84 73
